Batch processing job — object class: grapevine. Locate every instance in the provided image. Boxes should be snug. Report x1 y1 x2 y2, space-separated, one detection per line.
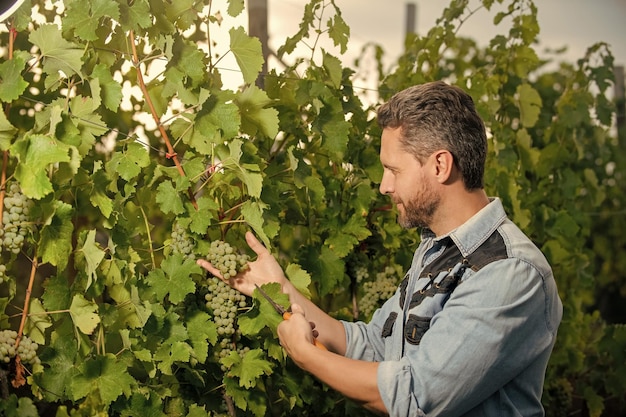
0 182 33 255
0 330 40 366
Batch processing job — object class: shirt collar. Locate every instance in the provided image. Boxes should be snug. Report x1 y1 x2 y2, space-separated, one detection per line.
420 198 508 257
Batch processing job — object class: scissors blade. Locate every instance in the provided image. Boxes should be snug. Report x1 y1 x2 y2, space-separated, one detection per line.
254 284 287 316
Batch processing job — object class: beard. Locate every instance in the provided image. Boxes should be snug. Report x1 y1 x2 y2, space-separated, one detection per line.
397 184 440 229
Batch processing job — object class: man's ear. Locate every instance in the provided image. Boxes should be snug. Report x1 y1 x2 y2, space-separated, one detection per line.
433 150 455 183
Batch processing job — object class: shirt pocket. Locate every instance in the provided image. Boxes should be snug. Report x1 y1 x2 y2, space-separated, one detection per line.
404 314 431 345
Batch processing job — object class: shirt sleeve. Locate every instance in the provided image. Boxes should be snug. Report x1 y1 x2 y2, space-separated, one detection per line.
377 258 560 417
341 294 395 362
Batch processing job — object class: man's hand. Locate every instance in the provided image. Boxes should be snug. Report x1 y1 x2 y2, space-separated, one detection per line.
277 304 319 364
196 231 288 297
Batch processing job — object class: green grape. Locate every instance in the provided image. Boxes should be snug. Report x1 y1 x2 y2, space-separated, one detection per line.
0 329 40 366
205 240 250 279
0 183 33 255
354 265 369 283
204 275 250 368
170 221 196 260
358 266 400 318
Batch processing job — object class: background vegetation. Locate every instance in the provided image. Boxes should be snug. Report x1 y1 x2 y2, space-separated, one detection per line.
0 0 624 416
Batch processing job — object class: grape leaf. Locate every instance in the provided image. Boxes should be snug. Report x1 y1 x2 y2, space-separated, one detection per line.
154 341 191 375
69 294 101 335
156 180 185 215
123 392 165 417
90 162 113 218
76 229 106 290
146 253 199 304
0 57 28 102
223 348 272 389
193 97 241 150
229 26 263 84
0 109 16 151
188 194 220 235
70 354 135 405
238 283 285 337
39 201 75 270
326 12 350 54
285 264 312 299
107 284 152 329
235 85 279 138
227 0 245 17
25 298 52 345
320 117 350 159
516 83 542 128
64 0 120 41
11 134 72 199
313 246 344 297
106 141 150 182
325 214 371 258
118 0 152 31
322 51 343 88
28 24 84 78
219 139 264 198
186 310 218 363
42 274 72 312
224 376 267 417
35 328 80 401
91 64 123 112
241 200 269 247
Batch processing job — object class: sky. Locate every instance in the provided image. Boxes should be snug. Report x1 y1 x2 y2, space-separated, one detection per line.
228 0 626 92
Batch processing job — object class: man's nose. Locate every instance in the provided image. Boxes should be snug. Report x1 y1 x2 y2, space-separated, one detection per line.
379 174 392 195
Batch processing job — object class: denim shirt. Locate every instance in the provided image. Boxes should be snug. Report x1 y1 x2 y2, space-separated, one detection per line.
342 198 563 417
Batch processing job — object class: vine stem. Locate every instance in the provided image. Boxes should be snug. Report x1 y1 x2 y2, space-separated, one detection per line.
128 30 198 210
12 252 38 388
139 205 156 269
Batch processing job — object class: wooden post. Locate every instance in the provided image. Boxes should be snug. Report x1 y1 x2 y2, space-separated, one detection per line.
248 0 269 88
614 65 625 139
405 2 417 36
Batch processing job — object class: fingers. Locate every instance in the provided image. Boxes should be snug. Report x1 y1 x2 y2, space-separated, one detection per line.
196 259 223 279
245 231 268 257
290 304 320 337
290 303 304 315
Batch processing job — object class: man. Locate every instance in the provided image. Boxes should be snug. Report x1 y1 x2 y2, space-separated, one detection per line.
197 81 563 416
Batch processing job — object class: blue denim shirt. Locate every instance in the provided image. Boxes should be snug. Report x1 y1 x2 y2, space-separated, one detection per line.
342 198 563 417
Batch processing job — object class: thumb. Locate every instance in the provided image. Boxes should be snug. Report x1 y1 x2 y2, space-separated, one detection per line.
290 303 304 315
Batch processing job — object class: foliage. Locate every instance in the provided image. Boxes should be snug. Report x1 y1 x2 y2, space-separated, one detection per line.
0 0 623 416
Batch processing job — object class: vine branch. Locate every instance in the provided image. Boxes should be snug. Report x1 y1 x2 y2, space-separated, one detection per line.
128 30 198 210
12 252 38 388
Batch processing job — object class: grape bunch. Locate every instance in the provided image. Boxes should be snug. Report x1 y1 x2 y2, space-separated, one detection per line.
0 329 40 366
0 182 33 255
0 264 7 284
169 221 196 260
216 339 251 371
353 265 369 283
358 266 400 318
205 277 247 338
204 276 250 370
205 240 249 280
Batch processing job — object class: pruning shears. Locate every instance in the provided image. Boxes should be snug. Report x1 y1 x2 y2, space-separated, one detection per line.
254 284 327 350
